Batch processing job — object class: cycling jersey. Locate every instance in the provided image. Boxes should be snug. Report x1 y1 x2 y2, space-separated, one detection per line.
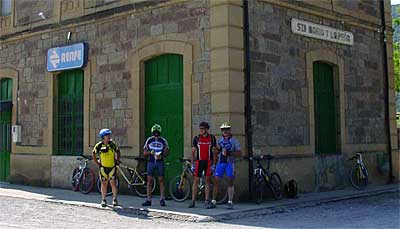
192 134 216 161
217 136 241 163
93 140 120 168
143 136 169 162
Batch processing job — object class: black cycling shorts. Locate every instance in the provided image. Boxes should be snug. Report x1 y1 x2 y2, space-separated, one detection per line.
99 166 116 181
194 160 212 177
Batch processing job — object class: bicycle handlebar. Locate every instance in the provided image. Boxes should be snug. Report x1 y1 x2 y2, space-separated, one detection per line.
245 155 274 161
348 154 362 161
77 155 93 161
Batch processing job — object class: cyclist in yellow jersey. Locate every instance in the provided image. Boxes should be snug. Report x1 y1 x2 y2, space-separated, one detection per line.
92 129 121 207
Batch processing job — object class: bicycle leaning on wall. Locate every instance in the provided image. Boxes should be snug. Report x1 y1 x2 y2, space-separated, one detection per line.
348 152 368 190
96 157 156 197
71 155 96 194
169 158 228 204
247 155 283 204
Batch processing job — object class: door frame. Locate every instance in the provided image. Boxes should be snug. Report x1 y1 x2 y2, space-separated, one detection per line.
306 50 345 155
128 39 193 157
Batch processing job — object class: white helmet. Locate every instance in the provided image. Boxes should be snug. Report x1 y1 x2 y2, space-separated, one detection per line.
220 122 231 129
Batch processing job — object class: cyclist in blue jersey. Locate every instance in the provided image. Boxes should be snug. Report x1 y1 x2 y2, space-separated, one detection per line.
211 122 242 209
142 124 169 207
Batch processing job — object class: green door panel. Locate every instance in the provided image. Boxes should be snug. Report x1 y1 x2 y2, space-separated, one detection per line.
0 78 12 181
313 62 337 154
145 54 184 190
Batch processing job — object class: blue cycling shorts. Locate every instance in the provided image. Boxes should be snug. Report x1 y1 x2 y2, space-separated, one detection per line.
147 161 165 177
215 162 234 178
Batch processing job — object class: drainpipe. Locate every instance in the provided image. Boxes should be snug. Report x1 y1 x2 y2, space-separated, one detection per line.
243 0 254 196
379 0 394 183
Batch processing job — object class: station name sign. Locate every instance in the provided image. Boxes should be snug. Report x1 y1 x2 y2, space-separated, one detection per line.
47 43 87 72
291 18 354 46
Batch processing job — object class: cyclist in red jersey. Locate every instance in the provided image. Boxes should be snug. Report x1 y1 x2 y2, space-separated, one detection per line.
188 122 217 209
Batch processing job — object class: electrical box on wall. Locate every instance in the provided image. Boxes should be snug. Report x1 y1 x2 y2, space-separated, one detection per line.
12 125 21 143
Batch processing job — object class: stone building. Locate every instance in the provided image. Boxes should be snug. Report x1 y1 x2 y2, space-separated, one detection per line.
0 0 398 200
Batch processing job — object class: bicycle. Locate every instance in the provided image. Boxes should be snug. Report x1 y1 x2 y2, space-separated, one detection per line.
248 155 283 204
71 155 96 194
169 158 228 204
96 157 156 197
348 152 368 190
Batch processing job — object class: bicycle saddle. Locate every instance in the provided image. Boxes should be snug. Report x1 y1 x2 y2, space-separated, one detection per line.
133 157 146 161
179 158 191 163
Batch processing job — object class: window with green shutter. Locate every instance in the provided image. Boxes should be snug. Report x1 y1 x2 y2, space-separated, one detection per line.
54 70 84 156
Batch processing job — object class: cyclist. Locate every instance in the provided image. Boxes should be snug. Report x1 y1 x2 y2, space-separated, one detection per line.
211 122 242 209
142 124 169 207
92 129 121 207
188 122 217 209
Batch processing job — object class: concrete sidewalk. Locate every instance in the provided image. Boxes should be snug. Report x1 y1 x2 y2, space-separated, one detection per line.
0 182 398 222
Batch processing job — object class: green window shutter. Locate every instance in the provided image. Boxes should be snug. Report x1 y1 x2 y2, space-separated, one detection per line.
0 78 12 101
55 70 84 155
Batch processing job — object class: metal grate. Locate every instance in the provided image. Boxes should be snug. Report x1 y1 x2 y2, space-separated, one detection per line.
54 96 83 156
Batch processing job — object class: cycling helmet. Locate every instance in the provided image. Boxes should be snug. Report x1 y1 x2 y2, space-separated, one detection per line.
99 129 112 138
199 122 210 129
151 124 162 134
220 122 231 129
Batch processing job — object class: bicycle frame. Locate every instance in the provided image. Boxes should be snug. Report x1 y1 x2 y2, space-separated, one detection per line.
355 153 368 179
254 158 272 183
76 158 90 180
116 164 146 186
177 161 193 189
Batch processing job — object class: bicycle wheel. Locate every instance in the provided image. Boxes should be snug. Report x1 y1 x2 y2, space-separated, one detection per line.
133 172 156 197
97 177 119 196
71 168 81 192
79 168 95 194
169 175 191 202
252 175 264 204
268 172 283 200
349 165 368 190
211 177 228 204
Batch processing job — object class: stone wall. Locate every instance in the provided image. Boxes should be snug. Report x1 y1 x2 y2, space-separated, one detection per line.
286 0 382 19
15 0 54 25
249 0 386 152
0 0 211 148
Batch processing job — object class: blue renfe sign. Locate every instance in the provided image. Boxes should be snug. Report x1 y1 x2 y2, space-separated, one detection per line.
47 43 86 72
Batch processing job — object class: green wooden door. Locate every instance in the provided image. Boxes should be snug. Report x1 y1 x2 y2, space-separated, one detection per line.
0 78 12 181
55 70 84 155
313 62 337 154
145 54 183 187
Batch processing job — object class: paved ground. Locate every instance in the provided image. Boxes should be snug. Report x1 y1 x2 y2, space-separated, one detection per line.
0 192 398 228
0 182 398 222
